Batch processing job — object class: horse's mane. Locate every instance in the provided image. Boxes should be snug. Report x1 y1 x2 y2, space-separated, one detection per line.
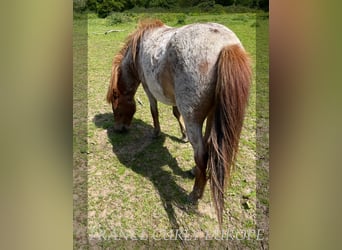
119 19 165 64
107 19 165 103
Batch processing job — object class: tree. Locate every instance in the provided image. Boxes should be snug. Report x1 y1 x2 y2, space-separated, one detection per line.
86 0 98 11
74 0 87 12
89 0 127 17
79 0 269 16
215 0 234 6
258 0 268 11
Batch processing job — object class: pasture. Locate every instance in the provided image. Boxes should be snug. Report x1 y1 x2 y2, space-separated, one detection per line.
74 11 269 249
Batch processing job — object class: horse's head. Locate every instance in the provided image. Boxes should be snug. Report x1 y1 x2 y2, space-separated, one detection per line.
107 20 163 132
107 53 139 133
111 88 136 132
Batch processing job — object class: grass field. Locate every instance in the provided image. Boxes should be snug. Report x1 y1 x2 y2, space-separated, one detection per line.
74 11 269 249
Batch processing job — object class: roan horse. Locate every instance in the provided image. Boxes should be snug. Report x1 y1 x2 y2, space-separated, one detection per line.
106 19 252 227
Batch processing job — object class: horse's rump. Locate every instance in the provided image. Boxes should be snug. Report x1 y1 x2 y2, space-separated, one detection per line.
139 22 243 109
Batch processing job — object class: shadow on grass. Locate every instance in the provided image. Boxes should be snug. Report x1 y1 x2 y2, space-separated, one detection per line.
93 112 196 231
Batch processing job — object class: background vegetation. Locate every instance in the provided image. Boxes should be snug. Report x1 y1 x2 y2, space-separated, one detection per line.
74 0 268 17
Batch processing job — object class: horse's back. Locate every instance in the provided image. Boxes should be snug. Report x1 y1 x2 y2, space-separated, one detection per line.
169 23 241 60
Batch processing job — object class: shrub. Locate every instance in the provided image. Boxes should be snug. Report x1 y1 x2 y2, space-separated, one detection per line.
86 0 97 12
224 5 256 13
74 0 87 12
87 12 98 19
97 0 125 18
177 14 186 24
107 12 135 25
196 1 215 12
209 4 226 14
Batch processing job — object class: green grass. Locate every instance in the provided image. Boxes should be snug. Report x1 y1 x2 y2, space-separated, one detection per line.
74 11 269 249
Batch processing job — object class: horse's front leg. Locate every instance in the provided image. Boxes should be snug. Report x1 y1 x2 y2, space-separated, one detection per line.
149 98 161 138
142 84 161 137
172 106 188 142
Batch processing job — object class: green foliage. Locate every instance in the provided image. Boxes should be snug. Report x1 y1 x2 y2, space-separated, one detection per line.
149 0 177 8
129 0 150 8
78 0 268 16
106 12 136 25
258 0 268 11
74 0 87 12
215 0 234 6
224 4 256 13
236 0 254 7
178 0 203 7
85 0 127 18
177 14 186 24
98 0 126 18
211 4 226 13
196 1 215 11
86 0 97 11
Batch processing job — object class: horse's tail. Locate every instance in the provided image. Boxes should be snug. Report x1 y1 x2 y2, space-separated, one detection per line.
208 44 252 226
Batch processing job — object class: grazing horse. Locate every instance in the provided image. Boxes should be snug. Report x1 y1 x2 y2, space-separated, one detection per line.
106 19 252 227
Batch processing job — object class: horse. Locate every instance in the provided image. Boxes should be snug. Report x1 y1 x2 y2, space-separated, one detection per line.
106 19 252 227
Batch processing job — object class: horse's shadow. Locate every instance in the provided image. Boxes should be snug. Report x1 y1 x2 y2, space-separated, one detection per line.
93 113 196 230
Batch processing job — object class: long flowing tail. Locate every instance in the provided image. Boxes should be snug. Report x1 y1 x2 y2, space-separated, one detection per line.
208 44 252 226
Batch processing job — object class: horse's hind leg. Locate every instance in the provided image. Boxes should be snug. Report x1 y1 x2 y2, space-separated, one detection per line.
172 106 188 142
185 122 208 204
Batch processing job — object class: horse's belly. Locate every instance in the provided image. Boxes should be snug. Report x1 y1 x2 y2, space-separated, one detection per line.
146 78 176 106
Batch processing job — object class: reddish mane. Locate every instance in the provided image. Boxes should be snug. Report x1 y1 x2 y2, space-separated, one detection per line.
106 19 165 104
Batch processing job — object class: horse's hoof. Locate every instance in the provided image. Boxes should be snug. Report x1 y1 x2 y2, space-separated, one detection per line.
152 130 160 139
185 170 195 179
188 192 199 206
190 166 197 176
180 135 189 143
113 124 129 133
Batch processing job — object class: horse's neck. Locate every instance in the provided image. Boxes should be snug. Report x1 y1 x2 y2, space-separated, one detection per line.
120 49 140 94
122 26 175 87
